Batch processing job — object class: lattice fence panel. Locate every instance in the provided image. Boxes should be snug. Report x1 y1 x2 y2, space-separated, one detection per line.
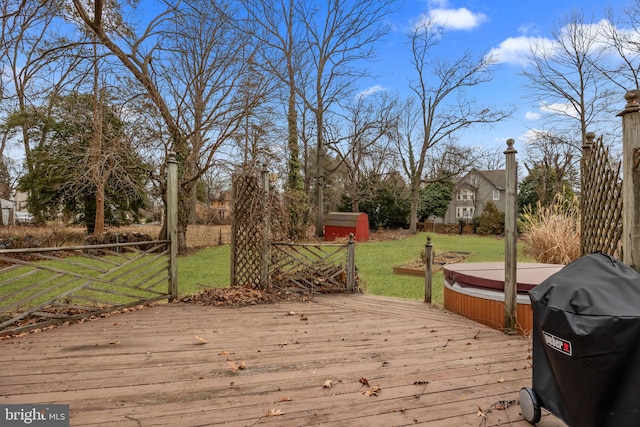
581 135 623 256
231 170 267 288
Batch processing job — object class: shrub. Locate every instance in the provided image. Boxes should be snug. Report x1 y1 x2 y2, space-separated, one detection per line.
475 201 504 235
518 195 580 265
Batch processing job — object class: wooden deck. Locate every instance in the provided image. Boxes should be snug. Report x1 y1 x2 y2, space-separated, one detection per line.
1 294 567 426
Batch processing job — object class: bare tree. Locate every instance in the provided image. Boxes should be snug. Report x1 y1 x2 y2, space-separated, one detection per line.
601 3 640 91
523 130 579 207
70 0 266 252
474 146 506 171
243 0 304 187
159 1 268 225
423 142 487 183
522 10 616 146
242 0 309 238
402 19 511 233
1 0 86 168
325 92 398 212
296 0 396 237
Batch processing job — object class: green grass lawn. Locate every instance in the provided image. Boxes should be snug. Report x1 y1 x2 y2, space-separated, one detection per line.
177 233 534 307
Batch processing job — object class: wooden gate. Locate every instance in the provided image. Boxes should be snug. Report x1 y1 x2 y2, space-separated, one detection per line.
581 133 623 256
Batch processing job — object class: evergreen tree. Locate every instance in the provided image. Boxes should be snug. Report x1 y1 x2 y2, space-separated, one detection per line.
17 93 148 231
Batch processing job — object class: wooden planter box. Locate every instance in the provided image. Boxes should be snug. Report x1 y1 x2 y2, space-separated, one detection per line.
393 264 442 277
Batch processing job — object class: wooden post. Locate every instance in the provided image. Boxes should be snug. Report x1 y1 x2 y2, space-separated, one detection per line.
504 139 518 332
347 233 355 292
580 132 594 256
167 152 178 300
261 165 270 289
424 236 433 303
618 90 640 272
230 177 237 287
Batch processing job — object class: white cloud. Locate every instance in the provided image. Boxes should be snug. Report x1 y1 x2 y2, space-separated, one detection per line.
356 85 386 99
522 129 542 144
413 1 487 31
540 101 580 118
490 18 640 66
525 111 541 121
517 23 542 37
488 36 554 65
428 7 487 30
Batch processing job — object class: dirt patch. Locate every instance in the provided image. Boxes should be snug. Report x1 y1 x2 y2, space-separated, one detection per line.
394 251 470 276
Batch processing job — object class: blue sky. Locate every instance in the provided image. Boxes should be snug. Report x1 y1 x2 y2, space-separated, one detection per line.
356 0 628 153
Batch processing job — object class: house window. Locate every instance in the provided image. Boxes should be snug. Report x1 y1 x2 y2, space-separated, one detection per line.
456 207 474 219
457 190 475 200
492 189 500 201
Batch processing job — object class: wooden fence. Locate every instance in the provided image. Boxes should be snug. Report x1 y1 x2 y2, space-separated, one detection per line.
0 154 179 336
0 241 171 336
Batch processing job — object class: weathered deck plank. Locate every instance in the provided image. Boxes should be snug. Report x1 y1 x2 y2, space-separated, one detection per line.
1 294 567 426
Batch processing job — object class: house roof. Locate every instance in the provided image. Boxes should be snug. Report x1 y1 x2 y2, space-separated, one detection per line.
451 169 506 191
476 170 506 190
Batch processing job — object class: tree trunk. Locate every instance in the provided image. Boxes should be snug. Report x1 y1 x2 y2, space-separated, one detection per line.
94 180 105 235
188 183 198 225
314 100 325 237
409 178 420 234
91 54 104 236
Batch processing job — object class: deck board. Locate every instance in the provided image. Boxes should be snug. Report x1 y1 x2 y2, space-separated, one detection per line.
1 294 567 426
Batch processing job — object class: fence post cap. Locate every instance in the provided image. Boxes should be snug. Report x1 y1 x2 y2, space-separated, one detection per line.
618 90 640 116
504 138 517 154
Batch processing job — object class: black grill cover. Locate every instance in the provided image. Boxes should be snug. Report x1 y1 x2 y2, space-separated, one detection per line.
529 252 640 427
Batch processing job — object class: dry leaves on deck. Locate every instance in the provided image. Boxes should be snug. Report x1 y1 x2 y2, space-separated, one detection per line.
363 385 382 396
228 361 246 372
266 409 284 416
180 286 308 307
477 405 485 417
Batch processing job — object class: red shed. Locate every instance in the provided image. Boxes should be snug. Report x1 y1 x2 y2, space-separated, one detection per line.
324 212 369 242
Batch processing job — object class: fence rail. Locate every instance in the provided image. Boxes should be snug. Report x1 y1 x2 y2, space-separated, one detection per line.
0 240 172 336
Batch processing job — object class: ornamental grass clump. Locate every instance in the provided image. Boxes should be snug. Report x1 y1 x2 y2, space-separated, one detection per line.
518 195 581 265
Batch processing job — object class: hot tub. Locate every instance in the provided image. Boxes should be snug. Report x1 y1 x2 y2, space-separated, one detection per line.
443 262 563 334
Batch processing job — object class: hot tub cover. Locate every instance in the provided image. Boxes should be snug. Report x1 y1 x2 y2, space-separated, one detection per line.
529 252 640 427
